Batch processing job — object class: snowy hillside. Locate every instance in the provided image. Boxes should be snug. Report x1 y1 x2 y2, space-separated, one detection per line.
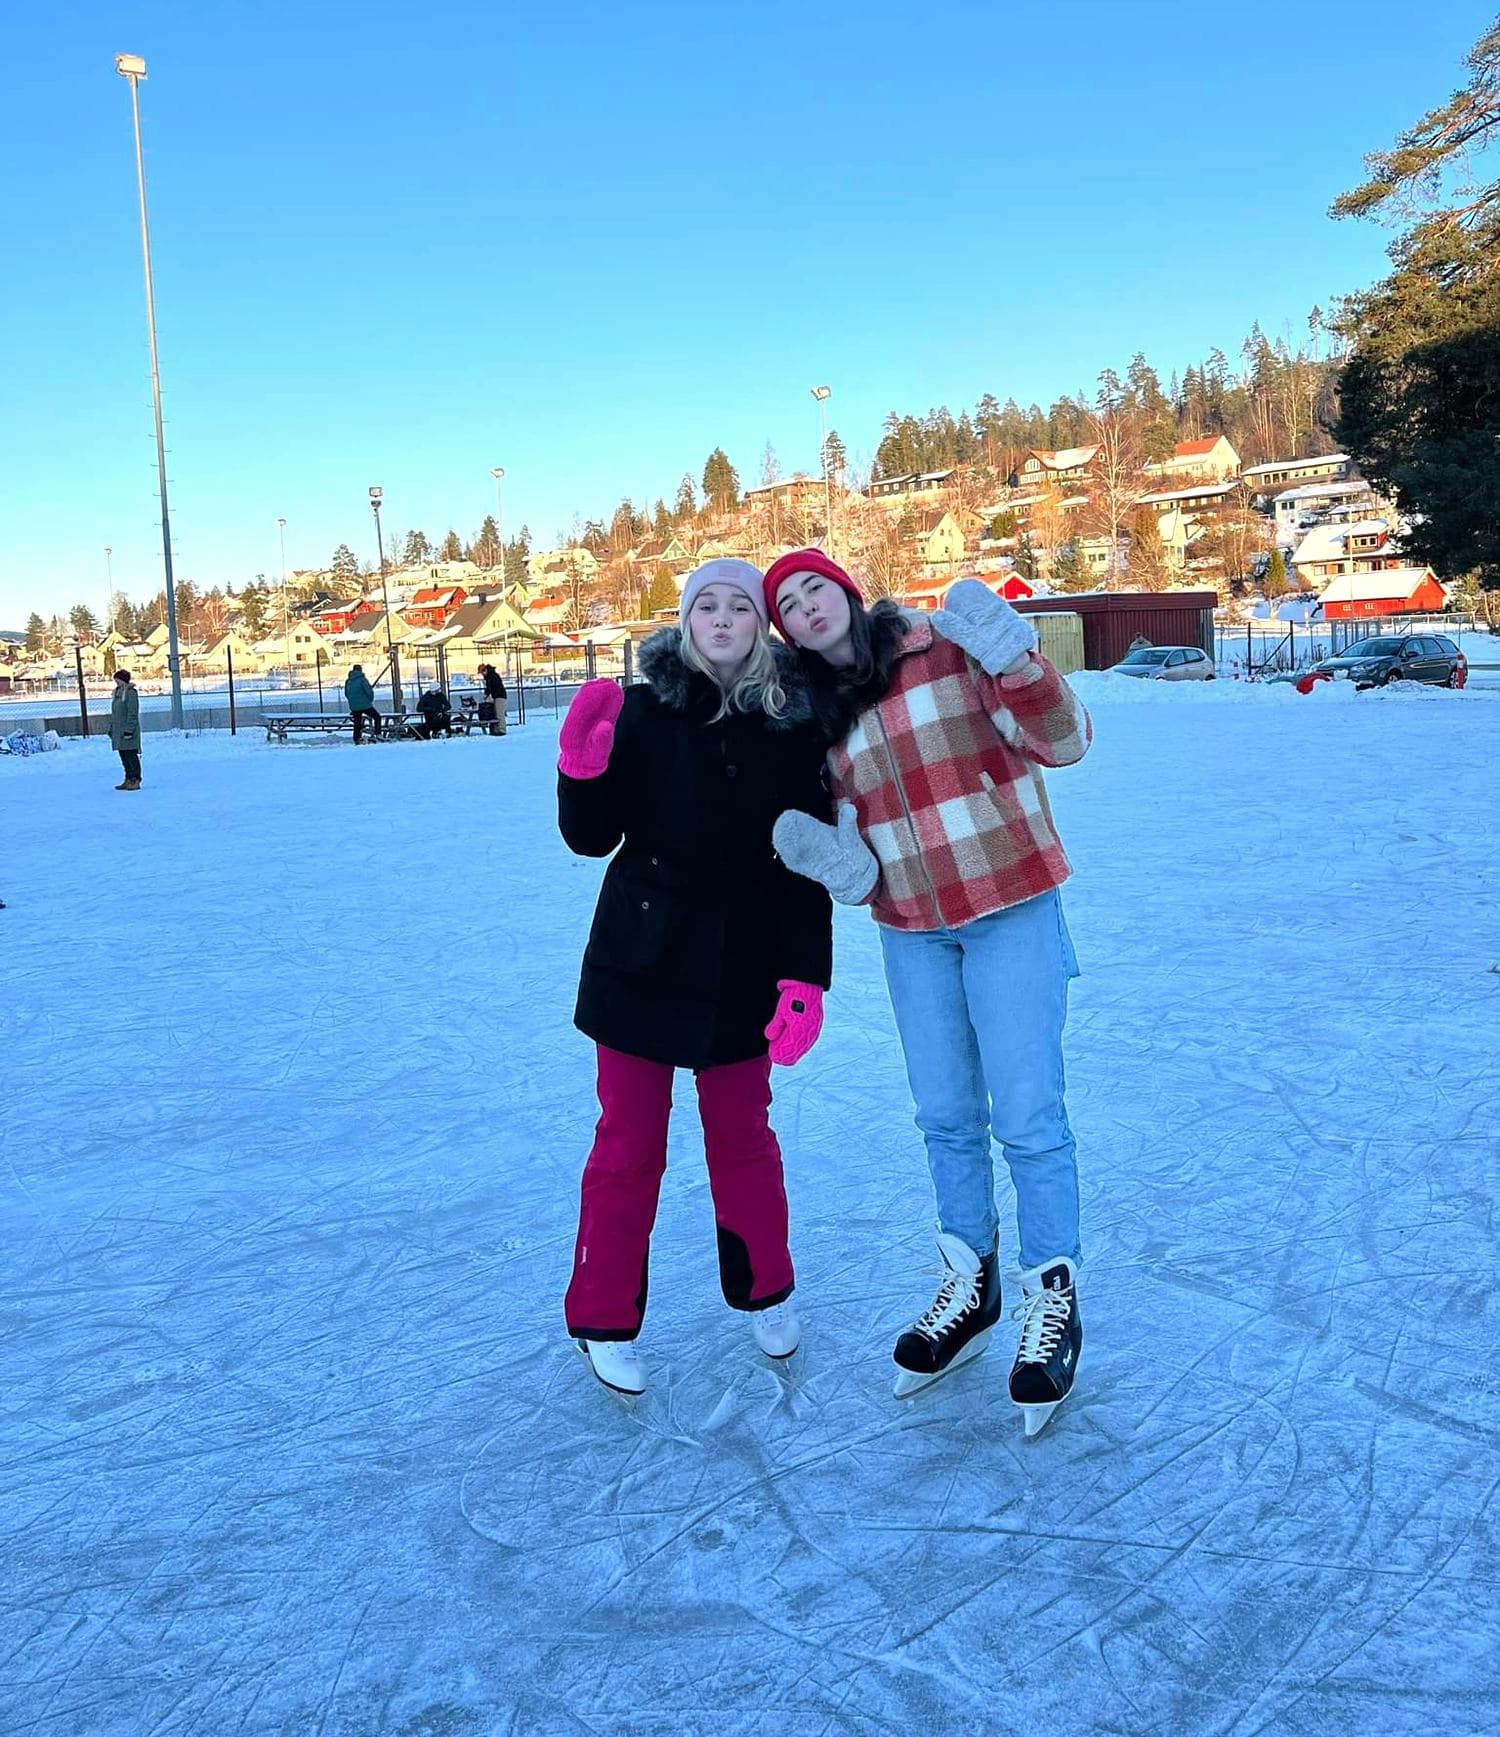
4 679 1498 1734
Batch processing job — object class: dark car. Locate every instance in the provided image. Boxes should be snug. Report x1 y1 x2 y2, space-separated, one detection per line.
1311 634 1467 690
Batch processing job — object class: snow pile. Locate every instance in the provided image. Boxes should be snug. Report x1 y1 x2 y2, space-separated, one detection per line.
3 685 1498 1733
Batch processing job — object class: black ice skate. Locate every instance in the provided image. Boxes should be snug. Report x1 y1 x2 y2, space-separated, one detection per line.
891 1231 1002 1398
1009 1256 1081 1437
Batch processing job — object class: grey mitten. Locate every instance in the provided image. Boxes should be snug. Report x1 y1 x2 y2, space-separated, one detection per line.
930 578 1038 675
773 803 878 905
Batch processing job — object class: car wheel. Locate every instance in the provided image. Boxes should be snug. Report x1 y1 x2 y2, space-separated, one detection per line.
1444 671 1458 688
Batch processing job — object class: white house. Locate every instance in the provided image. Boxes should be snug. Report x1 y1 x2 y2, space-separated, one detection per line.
1141 436 1241 484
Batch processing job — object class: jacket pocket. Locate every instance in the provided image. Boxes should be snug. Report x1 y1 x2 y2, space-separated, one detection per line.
585 862 681 976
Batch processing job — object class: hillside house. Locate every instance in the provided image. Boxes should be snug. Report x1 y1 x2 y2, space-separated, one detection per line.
1290 519 1405 585
1241 453 1354 496
868 470 955 504
1141 436 1241 484
1014 447 1100 491
526 546 600 585
401 585 468 629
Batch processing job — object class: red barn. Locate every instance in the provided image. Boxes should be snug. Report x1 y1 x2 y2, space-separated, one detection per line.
1318 568 1447 620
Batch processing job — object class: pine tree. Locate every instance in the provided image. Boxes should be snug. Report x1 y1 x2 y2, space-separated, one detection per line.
241 584 270 639
470 515 501 568
1333 19 1500 589
1264 548 1291 606
402 529 433 567
674 475 697 521
330 544 362 594
645 566 677 615
702 448 740 512
25 612 45 653
67 604 99 642
822 429 847 483
653 499 672 536
438 529 463 562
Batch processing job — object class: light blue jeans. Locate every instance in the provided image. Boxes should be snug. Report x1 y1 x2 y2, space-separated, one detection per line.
878 888 1081 1269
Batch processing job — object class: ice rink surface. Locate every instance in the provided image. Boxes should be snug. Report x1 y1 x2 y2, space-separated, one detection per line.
4 675 1498 1735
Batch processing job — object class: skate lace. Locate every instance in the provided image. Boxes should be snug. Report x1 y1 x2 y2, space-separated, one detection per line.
915 1269 978 1338
1013 1287 1070 1365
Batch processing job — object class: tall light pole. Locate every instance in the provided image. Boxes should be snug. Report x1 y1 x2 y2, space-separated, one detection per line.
811 385 834 560
490 467 506 588
370 487 400 711
276 517 290 687
115 53 184 729
104 547 114 638
491 466 523 723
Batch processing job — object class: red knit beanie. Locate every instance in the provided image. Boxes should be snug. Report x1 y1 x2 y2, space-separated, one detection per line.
763 548 865 637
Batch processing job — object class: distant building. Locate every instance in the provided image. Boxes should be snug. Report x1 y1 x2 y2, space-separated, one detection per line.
1141 436 1241 484
1291 518 1405 585
1318 568 1447 620
1241 453 1354 494
868 469 955 503
1014 447 1100 490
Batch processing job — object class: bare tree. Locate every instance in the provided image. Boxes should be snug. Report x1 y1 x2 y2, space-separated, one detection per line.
1084 399 1144 587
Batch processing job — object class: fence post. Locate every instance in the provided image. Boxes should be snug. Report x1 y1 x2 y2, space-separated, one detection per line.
73 643 91 738
622 639 634 686
226 646 238 735
316 652 325 715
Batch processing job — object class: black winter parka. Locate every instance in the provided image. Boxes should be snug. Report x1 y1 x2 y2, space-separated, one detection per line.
559 631 833 1070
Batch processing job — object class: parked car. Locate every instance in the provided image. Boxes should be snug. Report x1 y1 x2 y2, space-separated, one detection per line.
1108 645 1216 681
1309 634 1467 690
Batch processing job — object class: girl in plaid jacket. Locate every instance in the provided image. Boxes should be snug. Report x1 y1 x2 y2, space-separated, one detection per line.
765 550 1091 1433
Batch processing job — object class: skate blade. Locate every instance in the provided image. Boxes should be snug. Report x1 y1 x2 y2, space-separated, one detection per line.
891 1327 991 1399
1018 1398 1062 1438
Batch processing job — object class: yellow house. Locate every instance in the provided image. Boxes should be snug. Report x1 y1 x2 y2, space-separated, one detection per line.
193 632 264 676
907 509 967 571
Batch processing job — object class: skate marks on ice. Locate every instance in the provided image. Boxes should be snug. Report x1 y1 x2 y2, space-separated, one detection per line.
461 1252 1500 1736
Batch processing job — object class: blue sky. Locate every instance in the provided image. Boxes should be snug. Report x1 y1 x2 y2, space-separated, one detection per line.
1 0 1488 624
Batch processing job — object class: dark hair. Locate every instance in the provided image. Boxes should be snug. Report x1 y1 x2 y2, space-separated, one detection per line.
799 599 907 744
115 668 132 680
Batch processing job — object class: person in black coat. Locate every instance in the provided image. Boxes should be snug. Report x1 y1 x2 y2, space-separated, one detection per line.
557 559 833 1397
479 662 508 736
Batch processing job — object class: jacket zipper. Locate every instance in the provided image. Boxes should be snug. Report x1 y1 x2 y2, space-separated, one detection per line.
870 705 944 928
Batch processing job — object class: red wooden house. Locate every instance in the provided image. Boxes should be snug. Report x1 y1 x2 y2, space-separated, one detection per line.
1317 568 1448 620
312 598 382 637
402 585 468 629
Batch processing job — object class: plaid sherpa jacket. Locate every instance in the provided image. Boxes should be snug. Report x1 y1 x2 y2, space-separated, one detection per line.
826 614 1091 932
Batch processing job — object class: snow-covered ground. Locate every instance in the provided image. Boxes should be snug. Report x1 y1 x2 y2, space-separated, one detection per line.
4 677 1499 1735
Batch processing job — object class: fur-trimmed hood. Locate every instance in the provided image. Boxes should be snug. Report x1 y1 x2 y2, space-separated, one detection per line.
635 627 816 730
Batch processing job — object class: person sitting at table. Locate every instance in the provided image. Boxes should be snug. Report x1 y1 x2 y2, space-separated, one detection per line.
416 687 454 739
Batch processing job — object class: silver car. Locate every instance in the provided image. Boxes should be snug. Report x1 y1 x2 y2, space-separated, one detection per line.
1110 645 1216 681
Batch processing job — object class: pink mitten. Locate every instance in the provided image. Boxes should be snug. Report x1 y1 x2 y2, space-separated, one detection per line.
764 981 824 1067
558 679 625 779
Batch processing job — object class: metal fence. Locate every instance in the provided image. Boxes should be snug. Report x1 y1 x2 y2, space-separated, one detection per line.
1214 613 1488 678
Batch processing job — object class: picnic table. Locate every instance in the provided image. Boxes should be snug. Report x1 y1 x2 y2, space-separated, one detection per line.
262 708 494 744
262 711 407 744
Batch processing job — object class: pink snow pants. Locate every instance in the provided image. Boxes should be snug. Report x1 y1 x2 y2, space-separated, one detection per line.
564 1045 795 1342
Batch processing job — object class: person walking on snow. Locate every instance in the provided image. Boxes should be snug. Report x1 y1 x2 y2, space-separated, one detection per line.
765 550 1091 1435
343 665 381 744
109 669 142 790
558 558 833 1398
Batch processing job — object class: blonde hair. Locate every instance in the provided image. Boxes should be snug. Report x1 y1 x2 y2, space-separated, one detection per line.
679 619 787 722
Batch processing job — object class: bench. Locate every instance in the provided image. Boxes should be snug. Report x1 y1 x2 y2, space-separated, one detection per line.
263 712 406 744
